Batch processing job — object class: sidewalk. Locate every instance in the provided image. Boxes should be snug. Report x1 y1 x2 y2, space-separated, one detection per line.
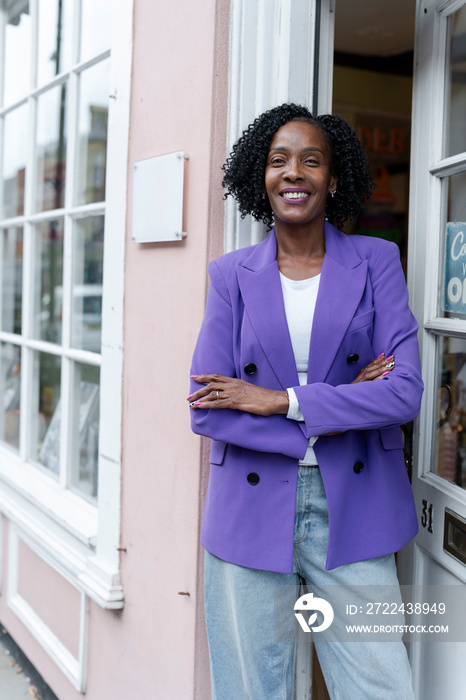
0 635 40 698
0 628 58 700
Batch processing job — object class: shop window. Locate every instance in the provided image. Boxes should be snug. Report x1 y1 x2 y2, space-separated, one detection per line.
0 0 110 501
0 0 130 606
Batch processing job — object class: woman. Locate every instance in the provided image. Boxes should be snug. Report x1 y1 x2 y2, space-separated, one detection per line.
188 103 423 699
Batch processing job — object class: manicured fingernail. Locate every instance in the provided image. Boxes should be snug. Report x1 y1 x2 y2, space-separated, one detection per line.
377 353 384 359
386 355 394 361
190 375 199 379
187 395 193 401
382 371 389 377
194 401 202 406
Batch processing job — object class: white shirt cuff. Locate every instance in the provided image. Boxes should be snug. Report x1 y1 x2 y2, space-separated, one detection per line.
286 387 318 450
286 387 304 421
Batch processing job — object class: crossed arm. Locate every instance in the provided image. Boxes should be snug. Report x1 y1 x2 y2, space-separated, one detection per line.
188 353 394 417
189 244 422 452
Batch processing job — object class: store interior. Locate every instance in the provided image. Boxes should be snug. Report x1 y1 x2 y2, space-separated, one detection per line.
332 0 416 276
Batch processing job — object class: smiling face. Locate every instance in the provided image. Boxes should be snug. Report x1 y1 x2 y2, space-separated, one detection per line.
264 120 337 232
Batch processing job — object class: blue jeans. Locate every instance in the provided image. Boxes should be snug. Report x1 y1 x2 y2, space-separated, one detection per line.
204 465 415 700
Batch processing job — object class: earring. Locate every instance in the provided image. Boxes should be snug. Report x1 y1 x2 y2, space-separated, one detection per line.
330 189 336 198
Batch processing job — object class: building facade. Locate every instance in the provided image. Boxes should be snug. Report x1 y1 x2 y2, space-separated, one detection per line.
0 1 465 698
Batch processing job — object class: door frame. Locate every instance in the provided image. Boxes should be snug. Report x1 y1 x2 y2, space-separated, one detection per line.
402 0 466 696
404 0 466 587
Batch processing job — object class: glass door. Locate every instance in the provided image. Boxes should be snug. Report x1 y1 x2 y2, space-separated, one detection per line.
404 2 466 697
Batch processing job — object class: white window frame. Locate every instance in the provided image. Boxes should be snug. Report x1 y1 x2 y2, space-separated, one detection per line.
0 0 133 608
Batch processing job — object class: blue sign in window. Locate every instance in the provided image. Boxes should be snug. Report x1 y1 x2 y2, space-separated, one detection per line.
443 222 466 315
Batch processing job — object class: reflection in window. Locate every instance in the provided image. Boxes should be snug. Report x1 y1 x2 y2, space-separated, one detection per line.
35 85 67 212
70 364 100 500
3 2 31 106
32 352 61 474
33 220 64 345
76 60 110 205
2 104 28 219
37 0 72 85
448 171 466 223
447 5 466 157
1 227 23 335
80 0 112 62
435 336 466 490
0 343 21 451
72 217 104 353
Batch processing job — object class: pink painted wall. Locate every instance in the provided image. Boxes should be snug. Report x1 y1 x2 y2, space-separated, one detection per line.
17 539 81 660
0 521 86 698
117 0 229 695
0 1 229 698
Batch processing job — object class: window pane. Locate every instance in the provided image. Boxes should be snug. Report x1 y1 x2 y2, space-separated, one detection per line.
1 227 23 335
72 217 104 352
80 0 112 62
3 2 31 107
35 84 67 212
446 5 466 157
32 351 61 474
76 60 110 205
434 336 466 490
2 104 28 218
33 219 64 344
37 0 73 86
69 363 100 500
0 343 21 451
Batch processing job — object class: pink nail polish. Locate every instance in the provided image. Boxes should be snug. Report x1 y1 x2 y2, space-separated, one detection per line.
377 353 384 359
386 355 394 361
382 371 389 377
190 375 199 379
194 401 202 406
187 395 193 401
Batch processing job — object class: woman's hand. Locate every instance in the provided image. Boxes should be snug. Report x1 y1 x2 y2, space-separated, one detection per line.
188 374 289 416
321 353 394 435
351 353 394 384
188 355 395 418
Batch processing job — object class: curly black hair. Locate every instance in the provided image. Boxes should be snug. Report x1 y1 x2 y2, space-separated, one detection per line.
222 103 375 231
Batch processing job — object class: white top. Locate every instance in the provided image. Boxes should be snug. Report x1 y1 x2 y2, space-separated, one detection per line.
279 272 319 465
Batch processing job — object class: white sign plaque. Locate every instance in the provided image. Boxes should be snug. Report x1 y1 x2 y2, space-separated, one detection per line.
132 150 187 243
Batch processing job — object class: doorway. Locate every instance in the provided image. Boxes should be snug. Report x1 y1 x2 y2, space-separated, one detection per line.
311 1 466 698
312 1 416 697
225 2 466 698
332 0 416 275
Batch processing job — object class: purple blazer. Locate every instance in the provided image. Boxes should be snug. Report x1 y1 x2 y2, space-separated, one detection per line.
190 223 423 572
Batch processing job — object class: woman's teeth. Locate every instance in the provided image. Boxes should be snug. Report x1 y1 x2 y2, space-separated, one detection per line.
281 192 309 199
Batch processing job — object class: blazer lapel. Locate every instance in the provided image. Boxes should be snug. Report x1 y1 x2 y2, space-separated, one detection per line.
307 256 368 384
307 223 368 384
237 232 299 390
237 225 369 390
